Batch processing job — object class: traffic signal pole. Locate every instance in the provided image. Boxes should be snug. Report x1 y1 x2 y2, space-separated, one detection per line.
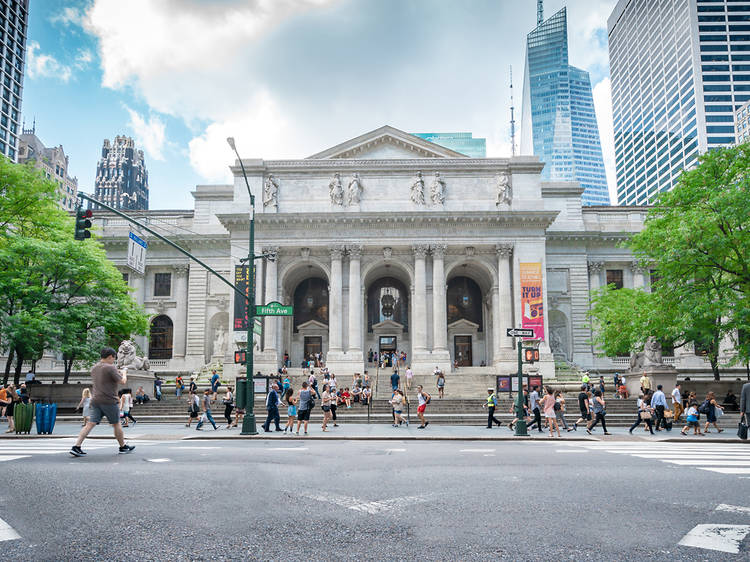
514 338 529 436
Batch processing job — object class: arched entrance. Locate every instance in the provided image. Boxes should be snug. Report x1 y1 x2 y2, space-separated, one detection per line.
149 315 173 360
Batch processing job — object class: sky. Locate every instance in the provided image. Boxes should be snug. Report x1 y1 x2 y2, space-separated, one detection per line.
24 0 618 209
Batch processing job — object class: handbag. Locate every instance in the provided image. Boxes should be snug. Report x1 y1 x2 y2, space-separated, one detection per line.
739 415 748 440
640 410 652 420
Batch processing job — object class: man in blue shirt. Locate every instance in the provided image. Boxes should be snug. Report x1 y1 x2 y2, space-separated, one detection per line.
650 384 668 431
527 386 542 433
263 383 282 432
390 370 400 392
210 370 221 401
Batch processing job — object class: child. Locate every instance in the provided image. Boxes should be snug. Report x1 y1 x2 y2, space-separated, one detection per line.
76 388 92 426
681 401 702 436
119 390 136 427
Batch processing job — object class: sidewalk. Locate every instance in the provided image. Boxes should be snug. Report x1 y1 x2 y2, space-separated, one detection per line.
0 421 745 442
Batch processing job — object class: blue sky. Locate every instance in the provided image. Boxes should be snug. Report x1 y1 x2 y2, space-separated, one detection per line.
24 0 617 209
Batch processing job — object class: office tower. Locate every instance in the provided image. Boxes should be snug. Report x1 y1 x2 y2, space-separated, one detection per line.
94 135 149 210
412 132 487 158
520 7 610 205
609 0 750 205
736 99 750 143
18 123 78 211
0 0 28 162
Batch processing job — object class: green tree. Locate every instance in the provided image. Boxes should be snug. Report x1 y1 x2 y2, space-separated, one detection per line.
0 157 148 384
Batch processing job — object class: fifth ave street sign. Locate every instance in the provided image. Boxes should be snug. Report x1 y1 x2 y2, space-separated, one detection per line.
255 301 293 316
506 328 535 338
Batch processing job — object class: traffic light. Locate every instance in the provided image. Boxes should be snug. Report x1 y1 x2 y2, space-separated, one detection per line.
524 348 540 363
234 349 247 364
74 208 92 240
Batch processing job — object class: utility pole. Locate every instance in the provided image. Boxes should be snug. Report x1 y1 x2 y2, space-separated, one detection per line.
509 66 516 157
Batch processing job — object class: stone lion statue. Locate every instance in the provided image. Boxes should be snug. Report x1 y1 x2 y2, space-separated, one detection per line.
629 336 662 370
117 340 150 371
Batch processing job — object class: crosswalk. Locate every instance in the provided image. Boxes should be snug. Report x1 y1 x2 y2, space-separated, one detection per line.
0 438 159 462
565 442 750 476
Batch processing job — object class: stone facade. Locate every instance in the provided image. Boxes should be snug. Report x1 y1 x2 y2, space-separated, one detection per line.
81 126 732 378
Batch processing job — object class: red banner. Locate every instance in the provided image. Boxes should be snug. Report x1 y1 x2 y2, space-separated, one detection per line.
520 262 544 340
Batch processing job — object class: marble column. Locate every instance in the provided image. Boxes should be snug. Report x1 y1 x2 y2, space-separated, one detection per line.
588 261 603 292
431 245 448 353
496 243 514 352
173 265 189 358
130 272 147 352
263 246 279 353
412 245 429 351
328 247 344 352
631 260 646 289
347 245 362 354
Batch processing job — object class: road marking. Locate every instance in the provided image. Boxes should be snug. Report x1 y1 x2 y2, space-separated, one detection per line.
268 447 308 451
555 450 586 453
169 446 221 450
385 448 406 452
145 458 171 463
0 455 31 462
304 492 430 515
715 504 750 515
0 517 20 542
699 468 750 475
460 449 495 453
661 460 750 466
678 524 750 554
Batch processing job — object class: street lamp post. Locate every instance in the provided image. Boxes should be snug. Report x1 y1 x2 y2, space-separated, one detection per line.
514 339 529 436
227 137 259 436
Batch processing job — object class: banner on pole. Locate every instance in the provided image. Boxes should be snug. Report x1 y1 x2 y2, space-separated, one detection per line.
233 265 255 331
520 262 544 340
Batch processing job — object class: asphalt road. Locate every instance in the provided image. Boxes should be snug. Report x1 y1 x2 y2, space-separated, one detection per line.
0 439 749 560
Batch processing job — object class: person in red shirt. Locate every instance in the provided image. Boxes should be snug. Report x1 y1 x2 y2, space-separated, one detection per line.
341 388 352 408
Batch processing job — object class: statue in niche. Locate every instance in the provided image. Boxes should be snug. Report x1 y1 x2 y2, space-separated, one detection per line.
496 173 512 207
329 172 344 206
213 325 227 357
410 171 425 205
263 174 279 207
348 173 363 205
431 172 446 204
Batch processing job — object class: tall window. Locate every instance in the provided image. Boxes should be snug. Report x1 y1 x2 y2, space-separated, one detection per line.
606 269 624 289
121 272 129 284
149 315 173 359
154 273 171 297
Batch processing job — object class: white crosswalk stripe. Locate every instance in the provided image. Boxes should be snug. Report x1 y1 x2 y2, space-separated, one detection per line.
564 442 750 476
0 438 160 462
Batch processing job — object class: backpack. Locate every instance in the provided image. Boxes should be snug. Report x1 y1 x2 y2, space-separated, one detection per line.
699 400 711 414
424 393 431 405
554 401 561 412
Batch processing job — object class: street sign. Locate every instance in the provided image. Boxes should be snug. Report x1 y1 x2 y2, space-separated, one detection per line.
253 318 262 335
255 301 293 316
507 328 534 338
127 231 147 274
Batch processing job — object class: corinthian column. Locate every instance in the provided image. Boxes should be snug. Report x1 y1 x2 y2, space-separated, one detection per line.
347 245 362 354
173 265 189 358
588 261 603 292
495 244 514 358
263 246 279 353
431 245 447 353
328 247 344 353
412 245 429 352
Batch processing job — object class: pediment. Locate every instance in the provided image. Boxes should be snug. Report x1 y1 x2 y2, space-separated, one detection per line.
372 319 405 332
296 319 328 332
448 319 480 332
307 125 469 160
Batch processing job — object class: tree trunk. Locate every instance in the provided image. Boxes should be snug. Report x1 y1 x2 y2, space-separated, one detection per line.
63 356 73 384
3 348 13 385
13 349 23 386
710 355 720 381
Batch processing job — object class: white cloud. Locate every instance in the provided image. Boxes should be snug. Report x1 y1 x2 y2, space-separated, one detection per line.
26 41 72 82
592 77 617 205
75 48 93 69
125 106 167 161
50 6 84 27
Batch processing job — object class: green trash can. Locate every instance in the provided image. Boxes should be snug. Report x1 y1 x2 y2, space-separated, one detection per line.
14 402 34 434
235 378 247 410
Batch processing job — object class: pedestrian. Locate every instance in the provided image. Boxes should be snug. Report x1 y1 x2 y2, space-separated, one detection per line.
702 391 724 433
189 375 197 394
210 370 221 401
586 390 611 435
741 381 750 437
321 383 332 432
390 370 400 392
508 386 530 431
76 388 92 426
554 390 571 432
484 388 503 429
262 383 282 432
0 384 9 422
283 387 297 434
3 384 16 433
329 377 339 427
629 393 654 435
405 366 414 390
119 389 136 427
436 371 445 399
527 385 543 433
154 376 163 401
391 389 406 427
650 384 668 431
613 373 621 398
70 347 135 457
671 383 683 422
185 390 200 427
581 371 590 391
598 376 605 395
223 386 234 427
416 385 430 429
309 371 320 399
681 400 703 436
541 386 560 437
196 388 218 430
639 371 651 394
175 375 184 400
295 381 314 435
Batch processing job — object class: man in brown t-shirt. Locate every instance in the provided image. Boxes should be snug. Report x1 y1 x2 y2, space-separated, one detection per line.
70 347 135 457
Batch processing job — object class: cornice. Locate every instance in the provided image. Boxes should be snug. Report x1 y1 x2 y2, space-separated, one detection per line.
546 231 633 242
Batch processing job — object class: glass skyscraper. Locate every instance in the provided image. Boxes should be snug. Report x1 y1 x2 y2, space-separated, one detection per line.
0 0 28 162
520 7 610 206
608 0 750 205
412 132 487 158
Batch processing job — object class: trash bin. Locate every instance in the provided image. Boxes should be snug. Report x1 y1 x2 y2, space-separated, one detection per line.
14 402 34 434
35 403 57 435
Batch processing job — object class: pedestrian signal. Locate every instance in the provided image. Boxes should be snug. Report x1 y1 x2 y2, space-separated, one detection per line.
234 350 246 364
524 348 540 363
74 208 93 240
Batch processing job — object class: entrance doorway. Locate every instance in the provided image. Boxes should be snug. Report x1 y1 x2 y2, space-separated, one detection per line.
454 335 472 366
379 336 397 367
304 336 322 365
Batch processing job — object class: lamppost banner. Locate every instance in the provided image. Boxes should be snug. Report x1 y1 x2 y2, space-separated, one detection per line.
520 262 544 340
233 265 255 330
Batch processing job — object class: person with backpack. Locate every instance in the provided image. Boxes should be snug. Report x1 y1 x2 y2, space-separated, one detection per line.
175 375 184 400
586 390 611 435
210 370 221 401
681 400 703 436
701 392 724 433
196 389 218 430
185 390 200 427
308 371 320 399
222 386 234 428
295 381 314 435
483 388 503 429
554 390 572 431
416 385 431 429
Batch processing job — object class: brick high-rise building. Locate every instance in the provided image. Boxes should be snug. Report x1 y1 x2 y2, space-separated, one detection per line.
94 135 149 210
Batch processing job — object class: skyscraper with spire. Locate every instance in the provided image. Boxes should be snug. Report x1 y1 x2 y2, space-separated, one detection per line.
520 3 610 205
